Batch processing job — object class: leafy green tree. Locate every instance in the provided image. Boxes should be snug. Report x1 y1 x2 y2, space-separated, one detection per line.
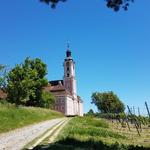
91 91 125 113
40 91 55 108
40 0 134 11
7 57 48 106
7 64 35 105
23 57 48 106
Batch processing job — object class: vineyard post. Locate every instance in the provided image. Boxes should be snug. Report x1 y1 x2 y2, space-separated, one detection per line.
124 112 131 131
138 107 140 116
145 101 150 119
133 106 135 115
130 107 133 114
127 105 141 136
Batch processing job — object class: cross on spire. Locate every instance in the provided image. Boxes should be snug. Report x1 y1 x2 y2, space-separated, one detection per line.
67 41 70 50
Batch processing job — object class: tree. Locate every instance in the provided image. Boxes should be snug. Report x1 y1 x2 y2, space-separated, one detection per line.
91 91 125 113
40 0 134 11
7 64 32 105
0 65 7 89
23 57 48 106
86 109 95 116
6 57 48 106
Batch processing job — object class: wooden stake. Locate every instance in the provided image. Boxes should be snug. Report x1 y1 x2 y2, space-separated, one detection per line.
127 105 141 136
145 101 150 119
138 107 140 116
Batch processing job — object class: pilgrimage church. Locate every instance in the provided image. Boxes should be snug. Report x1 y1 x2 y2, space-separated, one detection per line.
44 46 83 116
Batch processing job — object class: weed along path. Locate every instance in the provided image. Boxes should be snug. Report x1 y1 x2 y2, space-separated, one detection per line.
0 118 68 150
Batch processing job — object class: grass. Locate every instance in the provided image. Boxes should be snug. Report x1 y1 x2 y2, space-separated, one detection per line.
59 117 125 139
34 117 150 150
0 102 64 133
57 117 127 142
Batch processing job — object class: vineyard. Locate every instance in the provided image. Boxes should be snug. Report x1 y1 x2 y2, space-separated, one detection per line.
34 116 150 150
31 101 150 150
95 102 150 137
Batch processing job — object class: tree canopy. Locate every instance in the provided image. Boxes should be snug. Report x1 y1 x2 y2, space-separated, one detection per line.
91 91 125 113
40 0 134 11
0 65 7 89
86 109 95 116
6 57 51 106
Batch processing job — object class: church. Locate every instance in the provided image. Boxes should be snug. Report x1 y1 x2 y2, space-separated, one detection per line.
44 46 83 116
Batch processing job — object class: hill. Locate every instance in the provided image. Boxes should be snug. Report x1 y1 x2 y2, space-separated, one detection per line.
0 102 64 133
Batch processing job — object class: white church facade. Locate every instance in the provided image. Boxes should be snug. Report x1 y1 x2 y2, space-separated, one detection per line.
44 47 83 116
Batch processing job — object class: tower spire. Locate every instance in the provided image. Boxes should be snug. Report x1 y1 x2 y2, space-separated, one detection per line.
64 42 76 99
66 41 71 58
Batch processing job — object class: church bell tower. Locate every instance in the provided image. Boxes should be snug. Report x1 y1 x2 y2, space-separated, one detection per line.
63 45 77 99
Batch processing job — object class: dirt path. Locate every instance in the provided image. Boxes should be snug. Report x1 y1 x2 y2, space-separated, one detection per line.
0 118 66 150
26 118 71 149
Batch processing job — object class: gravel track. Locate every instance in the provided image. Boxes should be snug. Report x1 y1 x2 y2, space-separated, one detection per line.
0 118 65 150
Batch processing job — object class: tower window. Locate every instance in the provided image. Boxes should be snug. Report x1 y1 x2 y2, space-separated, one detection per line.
67 67 69 71
66 62 70 67
67 73 69 77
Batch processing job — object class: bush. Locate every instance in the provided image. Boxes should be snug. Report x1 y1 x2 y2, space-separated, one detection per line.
40 91 55 108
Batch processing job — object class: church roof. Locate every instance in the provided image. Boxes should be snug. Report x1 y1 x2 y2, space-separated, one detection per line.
50 84 66 92
43 82 71 96
44 80 83 102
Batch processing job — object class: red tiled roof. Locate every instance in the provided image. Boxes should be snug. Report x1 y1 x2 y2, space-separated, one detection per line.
0 89 7 99
43 84 65 92
50 85 66 91
43 84 51 92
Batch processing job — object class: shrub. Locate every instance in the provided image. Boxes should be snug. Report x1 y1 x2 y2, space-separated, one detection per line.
40 91 55 108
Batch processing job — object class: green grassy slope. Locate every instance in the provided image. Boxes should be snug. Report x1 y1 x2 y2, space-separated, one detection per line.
0 102 64 133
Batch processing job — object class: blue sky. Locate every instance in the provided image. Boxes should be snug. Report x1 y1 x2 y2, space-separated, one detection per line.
0 0 150 115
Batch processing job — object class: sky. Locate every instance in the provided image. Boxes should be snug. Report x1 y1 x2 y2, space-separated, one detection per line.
0 0 150 115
